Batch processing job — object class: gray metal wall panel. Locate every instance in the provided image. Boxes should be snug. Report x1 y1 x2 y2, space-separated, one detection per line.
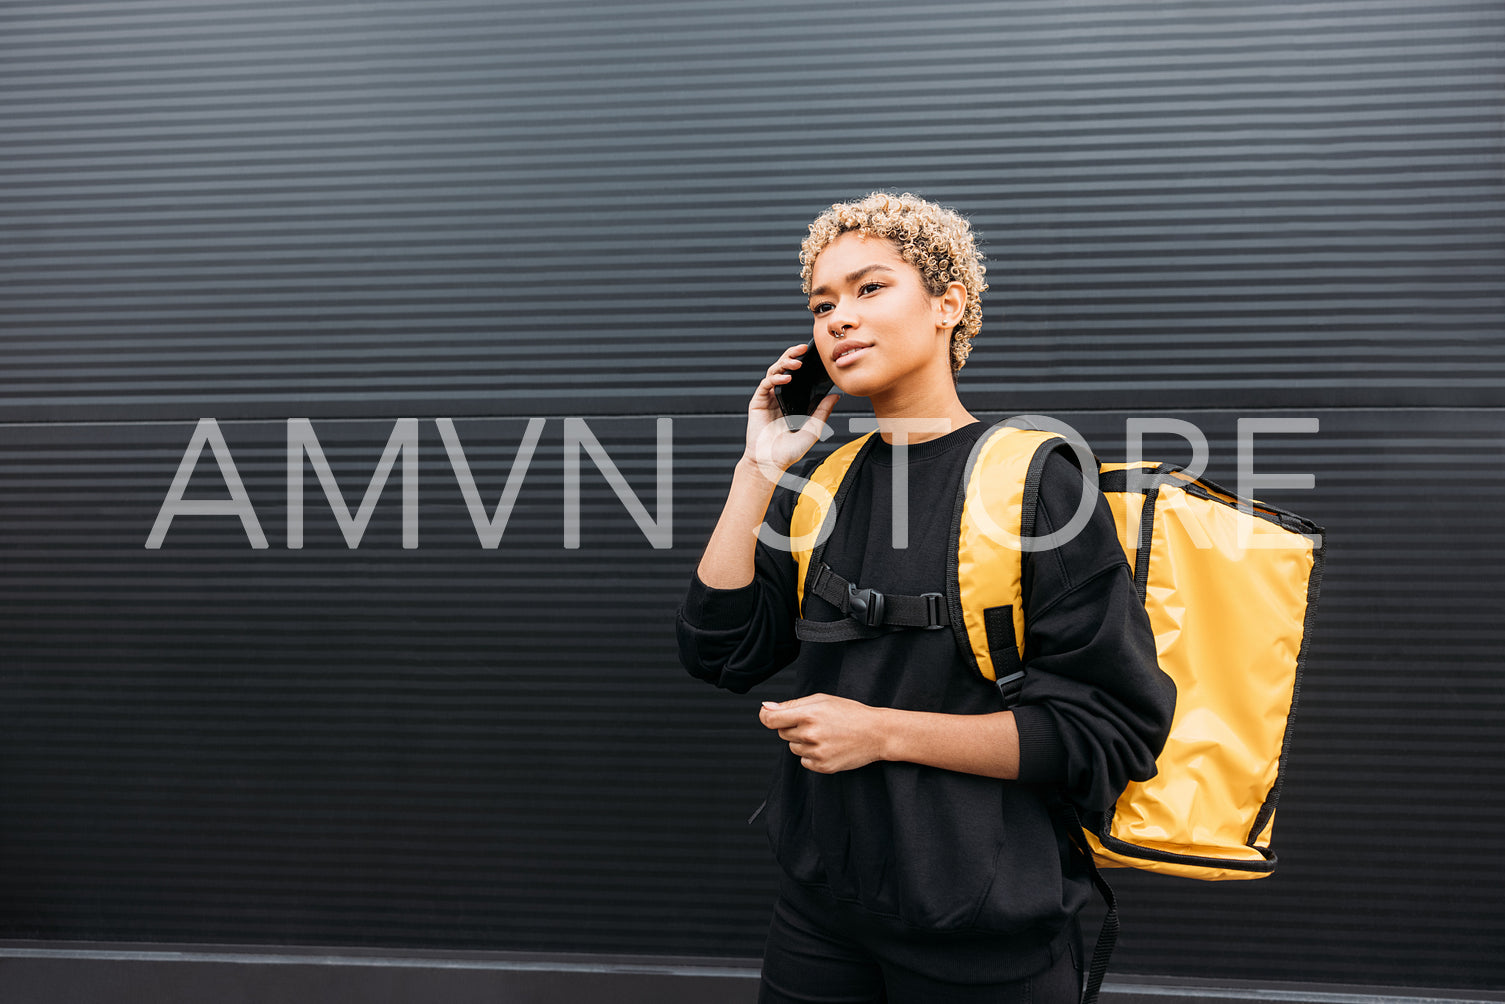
2 1 1502 421
3 410 1504 988
2 0 1503 996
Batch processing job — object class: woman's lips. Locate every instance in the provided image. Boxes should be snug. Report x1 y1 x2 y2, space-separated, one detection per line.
832 343 871 368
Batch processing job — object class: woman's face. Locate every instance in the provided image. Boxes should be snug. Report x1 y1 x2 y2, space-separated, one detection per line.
806 231 953 401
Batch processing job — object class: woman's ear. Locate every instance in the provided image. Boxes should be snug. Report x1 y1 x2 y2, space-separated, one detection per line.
936 281 967 330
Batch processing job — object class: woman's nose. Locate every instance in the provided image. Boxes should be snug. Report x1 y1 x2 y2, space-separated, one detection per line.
827 302 856 334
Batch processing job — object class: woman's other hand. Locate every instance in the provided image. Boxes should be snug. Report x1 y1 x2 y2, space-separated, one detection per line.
759 693 888 773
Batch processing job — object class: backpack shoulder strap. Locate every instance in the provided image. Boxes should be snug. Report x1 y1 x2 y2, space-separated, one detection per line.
949 424 1066 703
789 432 878 613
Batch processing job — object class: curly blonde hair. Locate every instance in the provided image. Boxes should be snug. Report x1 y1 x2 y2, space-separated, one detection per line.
800 192 987 372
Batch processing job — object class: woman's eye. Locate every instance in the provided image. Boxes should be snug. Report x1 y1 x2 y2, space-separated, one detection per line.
810 302 832 315
859 282 883 295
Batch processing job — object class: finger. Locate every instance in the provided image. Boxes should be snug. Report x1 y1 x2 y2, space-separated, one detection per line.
768 708 822 732
750 373 791 413
760 708 802 730
767 694 825 709
758 368 795 391
768 344 807 375
758 703 792 726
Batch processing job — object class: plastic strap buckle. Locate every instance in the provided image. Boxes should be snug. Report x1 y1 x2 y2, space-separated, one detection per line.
919 592 946 629
995 669 1026 707
846 583 886 628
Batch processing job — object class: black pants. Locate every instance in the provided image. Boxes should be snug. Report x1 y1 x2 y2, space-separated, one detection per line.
758 886 1083 1004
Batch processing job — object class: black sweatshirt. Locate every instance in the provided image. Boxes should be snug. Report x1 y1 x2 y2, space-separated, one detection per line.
677 421 1175 980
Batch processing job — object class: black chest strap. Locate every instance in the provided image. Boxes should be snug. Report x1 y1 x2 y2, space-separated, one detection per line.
795 562 949 643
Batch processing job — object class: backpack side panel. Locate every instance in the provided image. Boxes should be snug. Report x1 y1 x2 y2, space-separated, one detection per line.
1092 471 1323 880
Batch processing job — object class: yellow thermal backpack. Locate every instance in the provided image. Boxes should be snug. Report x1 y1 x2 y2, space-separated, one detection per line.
789 423 1326 882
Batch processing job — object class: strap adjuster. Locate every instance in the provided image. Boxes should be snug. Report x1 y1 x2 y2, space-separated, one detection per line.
996 669 1026 707
846 583 886 628
919 592 946 629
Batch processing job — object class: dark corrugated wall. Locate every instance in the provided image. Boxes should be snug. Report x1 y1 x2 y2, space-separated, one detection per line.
1 0 1502 992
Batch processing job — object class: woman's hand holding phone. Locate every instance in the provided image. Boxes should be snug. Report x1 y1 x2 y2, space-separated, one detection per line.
743 342 840 476
697 343 841 590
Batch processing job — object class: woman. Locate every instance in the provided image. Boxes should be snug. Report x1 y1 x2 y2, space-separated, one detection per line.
677 192 1175 1003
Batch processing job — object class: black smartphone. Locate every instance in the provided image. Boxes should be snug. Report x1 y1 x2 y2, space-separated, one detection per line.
773 339 835 422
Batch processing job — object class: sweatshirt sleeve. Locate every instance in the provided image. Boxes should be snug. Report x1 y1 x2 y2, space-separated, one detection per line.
674 467 804 695
1011 449 1177 811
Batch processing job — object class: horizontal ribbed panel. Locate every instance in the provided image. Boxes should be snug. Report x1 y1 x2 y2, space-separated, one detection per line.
2 1 1502 421
2 410 1504 988
2 0 1504 995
